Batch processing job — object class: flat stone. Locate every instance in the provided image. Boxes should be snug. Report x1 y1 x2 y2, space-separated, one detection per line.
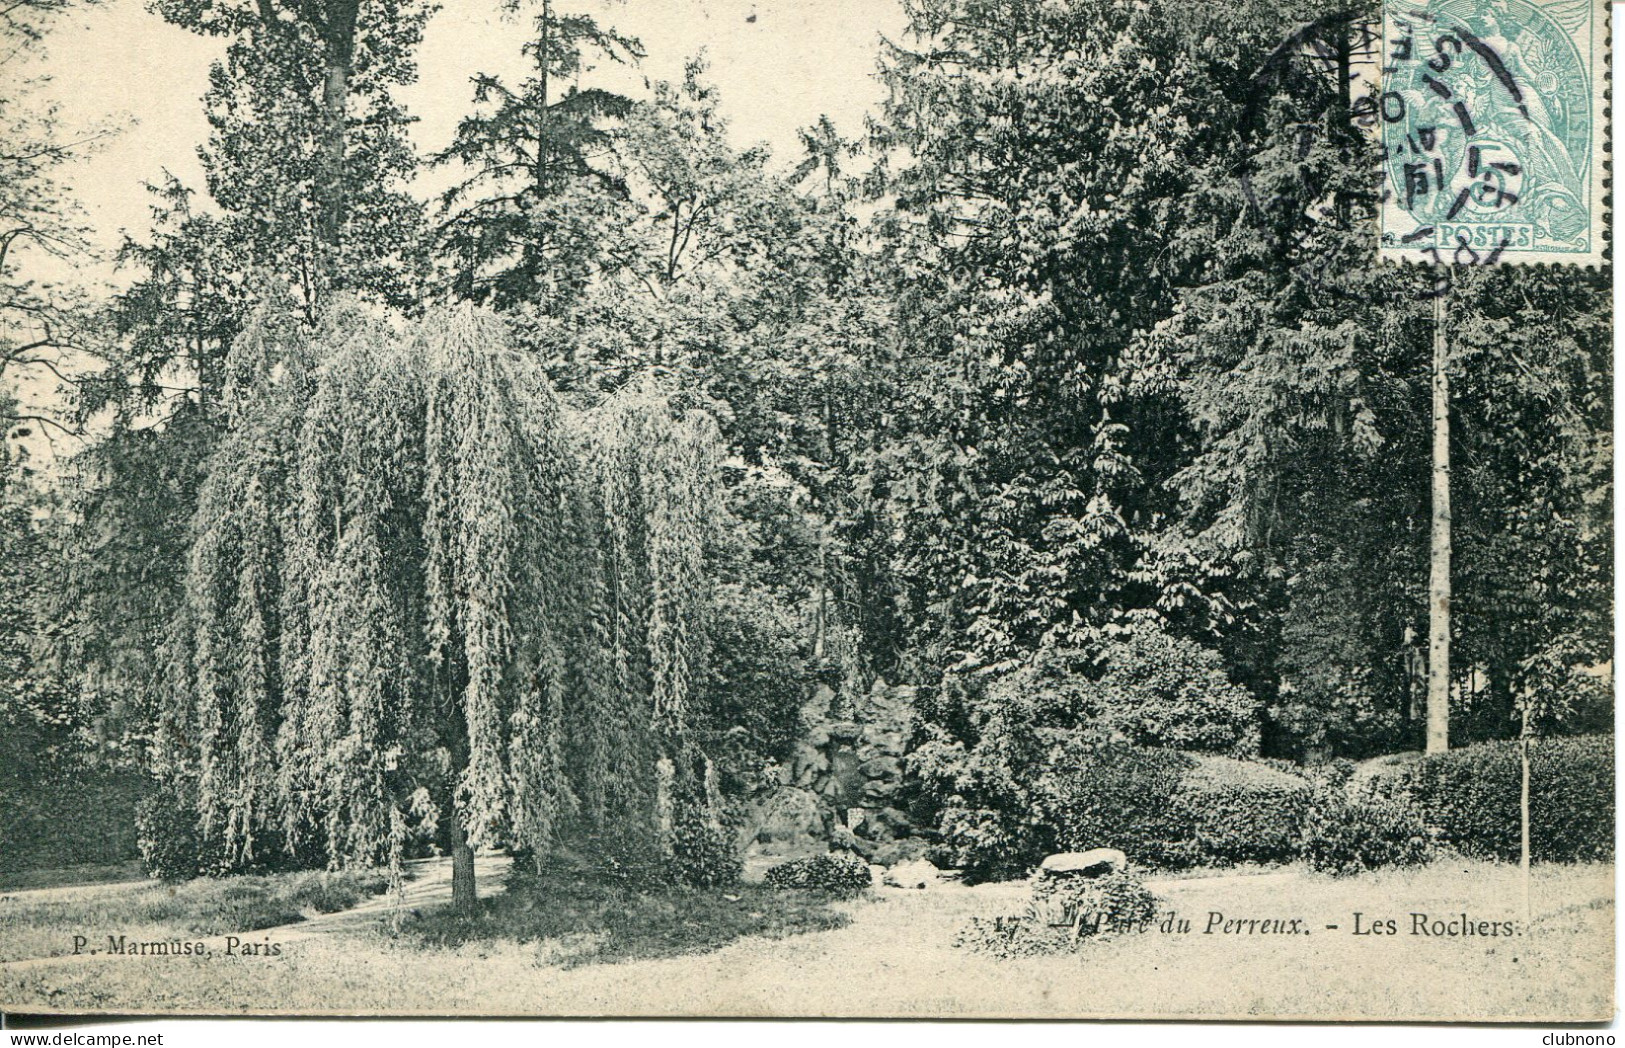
883 858 940 889
1037 848 1128 879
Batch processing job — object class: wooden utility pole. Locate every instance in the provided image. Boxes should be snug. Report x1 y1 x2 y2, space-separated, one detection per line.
1426 273 1451 754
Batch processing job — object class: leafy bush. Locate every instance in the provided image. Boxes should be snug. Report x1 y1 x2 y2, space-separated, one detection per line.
665 807 742 888
914 627 1262 881
958 871 1159 956
919 711 1323 877
1030 870 1158 933
695 582 808 792
136 781 216 881
1305 757 1357 790
1301 791 1435 876
989 627 1260 756
1370 735 1613 863
911 679 1062 881
763 852 871 895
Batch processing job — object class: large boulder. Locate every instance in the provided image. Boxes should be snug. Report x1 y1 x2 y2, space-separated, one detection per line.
869 837 928 867
790 740 829 780
861 779 901 803
860 755 902 779
858 680 913 725
830 824 878 861
860 725 907 753
883 858 940 889
745 787 826 854
802 683 836 723
1037 848 1128 880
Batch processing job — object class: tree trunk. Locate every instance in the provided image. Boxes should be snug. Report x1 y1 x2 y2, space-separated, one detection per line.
1426 275 1451 754
449 797 477 918
319 59 348 249
317 0 362 255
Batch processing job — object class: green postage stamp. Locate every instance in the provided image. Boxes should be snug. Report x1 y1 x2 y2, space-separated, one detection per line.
1379 0 1609 266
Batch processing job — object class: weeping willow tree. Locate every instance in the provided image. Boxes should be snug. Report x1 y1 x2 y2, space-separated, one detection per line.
577 381 725 846
158 300 725 913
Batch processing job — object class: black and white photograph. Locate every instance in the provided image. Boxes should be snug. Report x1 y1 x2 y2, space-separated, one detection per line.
0 0 1614 1023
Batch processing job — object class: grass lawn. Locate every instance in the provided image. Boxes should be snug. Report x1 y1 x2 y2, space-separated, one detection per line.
0 868 391 965
408 861 852 967
0 859 1611 1020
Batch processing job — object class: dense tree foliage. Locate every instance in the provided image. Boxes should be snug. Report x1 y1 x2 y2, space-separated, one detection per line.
4 0 1611 889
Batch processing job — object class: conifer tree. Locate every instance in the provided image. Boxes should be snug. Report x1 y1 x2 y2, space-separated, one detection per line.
435 0 643 309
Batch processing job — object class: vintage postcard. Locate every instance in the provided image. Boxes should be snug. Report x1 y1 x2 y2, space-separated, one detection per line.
0 0 1613 1024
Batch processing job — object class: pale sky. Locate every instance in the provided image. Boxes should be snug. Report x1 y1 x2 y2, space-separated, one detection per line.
35 0 906 270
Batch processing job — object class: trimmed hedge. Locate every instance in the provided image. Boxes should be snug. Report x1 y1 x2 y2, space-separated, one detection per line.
1043 748 1314 870
935 734 1614 879
1181 777 1313 867
1042 743 1196 869
1369 735 1613 863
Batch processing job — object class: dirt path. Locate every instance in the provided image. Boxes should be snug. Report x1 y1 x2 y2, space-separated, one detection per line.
0 853 511 972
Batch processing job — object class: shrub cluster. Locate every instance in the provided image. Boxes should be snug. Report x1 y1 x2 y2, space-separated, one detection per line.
136 780 330 880
136 782 213 881
921 672 1609 881
957 870 1159 956
1300 790 1435 876
665 807 743 889
1030 870 1159 933
984 628 1261 757
931 741 1318 877
763 852 872 895
1040 742 1197 868
929 736 1460 878
1372 735 1613 863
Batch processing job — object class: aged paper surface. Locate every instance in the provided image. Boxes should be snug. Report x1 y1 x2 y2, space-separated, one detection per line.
0 0 1614 1024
